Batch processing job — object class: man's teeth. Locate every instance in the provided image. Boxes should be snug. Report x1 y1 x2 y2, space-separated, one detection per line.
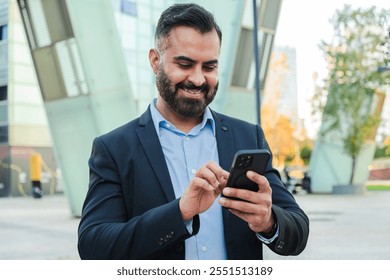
184 88 201 94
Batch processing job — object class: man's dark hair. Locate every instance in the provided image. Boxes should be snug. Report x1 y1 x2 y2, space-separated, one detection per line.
155 3 222 50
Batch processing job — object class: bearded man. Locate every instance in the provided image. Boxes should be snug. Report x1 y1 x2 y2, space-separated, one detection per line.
78 3 309 260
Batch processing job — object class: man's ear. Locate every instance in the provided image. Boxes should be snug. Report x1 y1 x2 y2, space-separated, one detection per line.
149 48 160 74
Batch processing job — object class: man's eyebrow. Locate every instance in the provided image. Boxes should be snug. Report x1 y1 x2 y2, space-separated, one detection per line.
174 56 218 65
204 59 218 65
174 56 195 63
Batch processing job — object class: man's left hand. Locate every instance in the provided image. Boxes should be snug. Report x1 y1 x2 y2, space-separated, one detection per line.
219 171 275 233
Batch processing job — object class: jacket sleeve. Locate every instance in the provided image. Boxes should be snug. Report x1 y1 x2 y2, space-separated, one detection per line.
77 137 199 259
268 203 309 256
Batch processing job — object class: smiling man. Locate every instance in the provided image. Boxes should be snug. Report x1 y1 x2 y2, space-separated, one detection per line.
78 3 309 260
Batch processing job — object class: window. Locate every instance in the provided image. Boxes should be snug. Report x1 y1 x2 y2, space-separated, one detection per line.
0 126 8 143
120 0 137 17
230 0 282 90
0 86 7 101
231 27 253 88
55 39 89 98
0 25 7 41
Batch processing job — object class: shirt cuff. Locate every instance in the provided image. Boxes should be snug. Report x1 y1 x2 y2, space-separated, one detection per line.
185 219 193 234
256 224 280 244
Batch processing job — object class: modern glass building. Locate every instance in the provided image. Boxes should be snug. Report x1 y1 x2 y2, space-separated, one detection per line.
0 0 58 198
1 0 283 216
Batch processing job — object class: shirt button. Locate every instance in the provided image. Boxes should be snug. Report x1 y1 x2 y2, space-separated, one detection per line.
201 245 207 252
191 169 196 174
165 123 171 128
185 136 190 141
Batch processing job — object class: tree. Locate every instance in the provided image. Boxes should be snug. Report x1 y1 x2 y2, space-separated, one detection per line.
300 145 312 166
374 135 390 158
313 5 390 185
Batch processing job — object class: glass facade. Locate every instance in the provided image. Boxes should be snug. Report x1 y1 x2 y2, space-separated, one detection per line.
112 0 174 111
1 0 281 200
0 0 57 197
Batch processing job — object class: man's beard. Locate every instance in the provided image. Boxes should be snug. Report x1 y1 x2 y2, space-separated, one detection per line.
156 67 218 118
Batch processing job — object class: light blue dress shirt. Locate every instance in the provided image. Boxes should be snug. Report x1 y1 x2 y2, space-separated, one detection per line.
150 99 279 259
150 99 227 260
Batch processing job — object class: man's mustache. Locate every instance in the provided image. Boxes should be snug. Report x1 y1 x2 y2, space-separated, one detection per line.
176 82 209 92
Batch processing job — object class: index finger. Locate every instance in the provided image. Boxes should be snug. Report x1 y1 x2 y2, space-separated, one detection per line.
204 161 229 184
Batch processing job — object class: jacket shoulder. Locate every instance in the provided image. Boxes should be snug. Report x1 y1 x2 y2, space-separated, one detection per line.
212 111 258 128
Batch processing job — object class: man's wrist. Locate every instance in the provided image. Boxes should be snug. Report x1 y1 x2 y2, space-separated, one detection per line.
261 220 278 238
179 197 194 221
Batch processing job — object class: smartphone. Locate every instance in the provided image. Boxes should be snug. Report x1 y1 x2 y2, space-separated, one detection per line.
226 149 270 192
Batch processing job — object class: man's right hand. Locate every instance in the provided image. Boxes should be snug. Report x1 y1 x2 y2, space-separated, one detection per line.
179 161 229 221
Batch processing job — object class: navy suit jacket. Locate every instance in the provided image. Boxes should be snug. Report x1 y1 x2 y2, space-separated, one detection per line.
78 107 309 259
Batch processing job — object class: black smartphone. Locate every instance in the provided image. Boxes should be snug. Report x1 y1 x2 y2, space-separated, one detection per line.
226 149 271 192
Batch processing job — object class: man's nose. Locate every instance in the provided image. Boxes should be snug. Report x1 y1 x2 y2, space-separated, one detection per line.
188 66 206 86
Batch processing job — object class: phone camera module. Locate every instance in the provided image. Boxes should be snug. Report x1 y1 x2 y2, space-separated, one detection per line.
237 155 253 168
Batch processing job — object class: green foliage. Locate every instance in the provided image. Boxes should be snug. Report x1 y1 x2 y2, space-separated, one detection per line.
374 146 387 158
376 136 390 158
313 5 390 184
300 146 312 166
285 154 295 164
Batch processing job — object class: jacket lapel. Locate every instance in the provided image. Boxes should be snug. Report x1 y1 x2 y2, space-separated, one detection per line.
136 107 176 202
212 111 236 171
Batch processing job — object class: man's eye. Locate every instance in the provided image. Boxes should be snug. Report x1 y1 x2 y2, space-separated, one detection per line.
178 63 192 68
204 65 217 71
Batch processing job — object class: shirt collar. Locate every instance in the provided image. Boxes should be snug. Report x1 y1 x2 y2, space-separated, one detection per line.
150 98 216 136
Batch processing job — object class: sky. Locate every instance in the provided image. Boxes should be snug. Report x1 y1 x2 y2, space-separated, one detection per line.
273 0 389 138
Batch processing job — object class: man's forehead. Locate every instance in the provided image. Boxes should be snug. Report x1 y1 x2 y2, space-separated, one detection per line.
162 26 220 46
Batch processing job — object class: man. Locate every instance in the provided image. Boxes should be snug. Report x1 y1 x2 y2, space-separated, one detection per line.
78 3 309 260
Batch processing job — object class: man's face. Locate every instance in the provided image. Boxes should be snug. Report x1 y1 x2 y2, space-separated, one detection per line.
151 26 220 119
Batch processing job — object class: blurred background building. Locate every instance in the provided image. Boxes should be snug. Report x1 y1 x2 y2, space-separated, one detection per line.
0 0 59 198
0 0 388 216
0 0 283 216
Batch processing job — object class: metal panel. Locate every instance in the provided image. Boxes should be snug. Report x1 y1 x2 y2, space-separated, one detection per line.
25 0 51 48
40 0 73 42
309 141 376 193
32 46 67 100
259 0 282 32
44 96 99 216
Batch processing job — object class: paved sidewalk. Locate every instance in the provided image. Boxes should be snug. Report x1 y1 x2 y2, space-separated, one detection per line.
0 195 79 260
265 190 390 260
0 191 389 260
